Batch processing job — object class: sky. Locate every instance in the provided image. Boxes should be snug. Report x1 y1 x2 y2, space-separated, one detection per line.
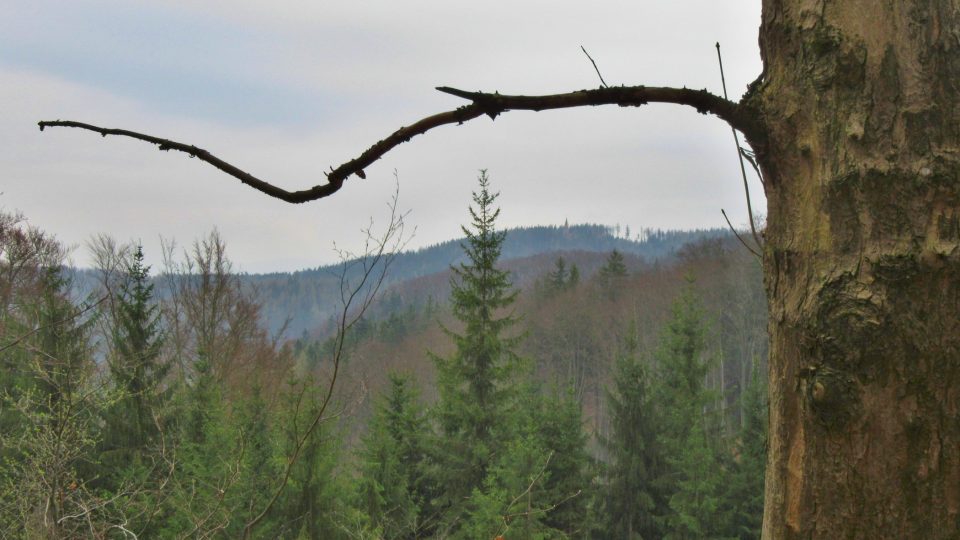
2 1 764 273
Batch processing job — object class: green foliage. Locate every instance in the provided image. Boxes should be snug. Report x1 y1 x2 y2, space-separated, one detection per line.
430 172 593 537
718 363 767 539
0 207 769 539
431 170 525 512
358 373 431 539
568 263 580 288
269 377 351 539
541 256 581 298
99 245 170 483
602 332 663 539
549 257 569 291
597 249 628 297
0 267 104 537
663 418 725 539
652 281 727 538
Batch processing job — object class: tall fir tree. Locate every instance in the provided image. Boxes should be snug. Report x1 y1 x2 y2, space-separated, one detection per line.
718 361 767 539
430 170 524 522
602 331 663 540
100 245 169 470
652 280 725 538
534 384 593 536
358 373 431 539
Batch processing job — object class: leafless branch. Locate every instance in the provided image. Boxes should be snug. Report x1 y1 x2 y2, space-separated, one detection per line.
39 84 757 204
493 451 583 538
580 45 609 88
715 42 763 254
722 209 761 259
241 181 409 538
504 451 554 514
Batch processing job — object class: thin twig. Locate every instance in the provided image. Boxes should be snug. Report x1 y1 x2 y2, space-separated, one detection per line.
241 182 409 538
722 209 761 259
739 146 765 187
494 452 554 538
580 45 608 88
716 42 763 254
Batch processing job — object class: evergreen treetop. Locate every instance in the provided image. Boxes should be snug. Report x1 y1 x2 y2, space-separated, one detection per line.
431 170 525 519
103 245 169 456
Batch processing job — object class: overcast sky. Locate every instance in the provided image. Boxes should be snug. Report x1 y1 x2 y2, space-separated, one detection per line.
2 1 764 273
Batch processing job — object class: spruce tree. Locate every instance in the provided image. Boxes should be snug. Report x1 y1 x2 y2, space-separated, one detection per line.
431 170 523 518
548 257 569 292
534 385 593 536
597 249 628 297
718 362 767 539
652 281 724 538
101 245 168 466
358 373 430 539
568 263 580 289
602 333 663 540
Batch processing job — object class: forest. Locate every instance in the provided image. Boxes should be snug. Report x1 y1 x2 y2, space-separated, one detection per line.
17 0 960 536
0 172 767 539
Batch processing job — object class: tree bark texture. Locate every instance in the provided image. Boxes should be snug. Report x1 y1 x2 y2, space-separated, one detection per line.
751 1 960 537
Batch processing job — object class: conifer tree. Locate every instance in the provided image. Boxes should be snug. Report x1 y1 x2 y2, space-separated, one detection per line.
431 170 523 518
568 263 580 289
597 249 628 297
101 245 169 467
534 385 593 536
1 267 102 536
233 386 276 529
548 257 569 292
268 376 351 539
718 362 767 539
358 373 431 539
652 281 725 538
602 333 663 540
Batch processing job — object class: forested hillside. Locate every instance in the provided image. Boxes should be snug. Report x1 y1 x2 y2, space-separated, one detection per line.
246 224 728 338
1 176 767 537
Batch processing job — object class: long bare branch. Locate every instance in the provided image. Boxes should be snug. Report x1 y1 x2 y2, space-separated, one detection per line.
38 84 756 204
240 183 408 538
716 43 763 253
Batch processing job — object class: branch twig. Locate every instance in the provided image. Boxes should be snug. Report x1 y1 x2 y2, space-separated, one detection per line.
716 42 763 254
39 85 756 204
580 45 608 87
722 208 761 259
240 182 409 538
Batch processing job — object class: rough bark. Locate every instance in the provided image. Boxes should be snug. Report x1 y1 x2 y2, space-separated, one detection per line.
749 1 960 537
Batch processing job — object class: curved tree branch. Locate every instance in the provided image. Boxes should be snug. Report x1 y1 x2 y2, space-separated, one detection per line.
38 84 760 204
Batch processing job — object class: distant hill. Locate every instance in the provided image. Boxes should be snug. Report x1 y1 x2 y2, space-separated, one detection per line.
67 224 730 339
246 224 729 338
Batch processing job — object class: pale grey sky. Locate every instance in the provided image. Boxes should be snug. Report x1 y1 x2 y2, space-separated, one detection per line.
2 1 764 272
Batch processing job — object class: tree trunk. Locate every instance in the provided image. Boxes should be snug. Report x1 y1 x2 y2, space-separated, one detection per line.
750 1 960 537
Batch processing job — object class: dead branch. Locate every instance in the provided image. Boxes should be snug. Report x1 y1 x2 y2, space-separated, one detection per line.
38 84 757 204
240 181 409 538
715 43 763 253
722 209 761 259
580 46 609 88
